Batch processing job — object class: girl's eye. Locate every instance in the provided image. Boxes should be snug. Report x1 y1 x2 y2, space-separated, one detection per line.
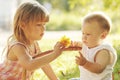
37 24 42 27
36 24 45 27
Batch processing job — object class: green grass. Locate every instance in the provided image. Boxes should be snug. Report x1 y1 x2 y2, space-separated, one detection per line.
31 35 120 80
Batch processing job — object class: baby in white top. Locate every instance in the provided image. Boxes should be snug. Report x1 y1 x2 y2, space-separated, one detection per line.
70 12 117 80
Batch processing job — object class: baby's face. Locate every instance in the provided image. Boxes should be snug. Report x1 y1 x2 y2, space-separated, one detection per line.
81 21 104 48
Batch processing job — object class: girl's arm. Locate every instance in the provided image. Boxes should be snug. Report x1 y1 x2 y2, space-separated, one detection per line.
33 50 53 58
34 43 58 80
41 64 58 80
11 42 64 71
33 40 82 58
32 46 82 59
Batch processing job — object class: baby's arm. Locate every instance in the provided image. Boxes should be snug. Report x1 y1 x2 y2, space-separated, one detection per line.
76 49 110 73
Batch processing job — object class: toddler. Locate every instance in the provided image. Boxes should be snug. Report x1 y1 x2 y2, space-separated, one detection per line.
70 12 117 80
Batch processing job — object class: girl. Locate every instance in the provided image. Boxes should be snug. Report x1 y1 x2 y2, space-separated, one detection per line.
0 1 65 80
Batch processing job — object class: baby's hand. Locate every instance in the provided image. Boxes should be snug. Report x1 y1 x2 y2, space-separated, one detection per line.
70 41 82 47
75 51 87 66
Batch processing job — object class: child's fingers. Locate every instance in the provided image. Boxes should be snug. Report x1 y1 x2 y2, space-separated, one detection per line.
55 42 65 49
63 46 82 51
77 52 87 66
75 56 80 59
79 51 84 58
75 56 80 64
59 43 66 49
70 41 77 46
75 56 81 62
70 41 74 46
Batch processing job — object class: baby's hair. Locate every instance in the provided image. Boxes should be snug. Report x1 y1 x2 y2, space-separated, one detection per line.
82 12 112 33
13 1 49 44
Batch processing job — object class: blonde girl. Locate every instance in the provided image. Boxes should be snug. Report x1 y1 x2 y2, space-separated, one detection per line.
0 1 65 80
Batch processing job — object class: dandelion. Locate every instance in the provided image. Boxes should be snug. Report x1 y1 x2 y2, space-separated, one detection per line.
59 35 71 47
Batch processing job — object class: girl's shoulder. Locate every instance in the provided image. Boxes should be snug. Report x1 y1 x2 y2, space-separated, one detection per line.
7 41 28 60
8 40 27 50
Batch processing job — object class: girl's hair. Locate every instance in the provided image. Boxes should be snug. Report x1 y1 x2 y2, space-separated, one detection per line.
13 1 49 44
82 12 112 33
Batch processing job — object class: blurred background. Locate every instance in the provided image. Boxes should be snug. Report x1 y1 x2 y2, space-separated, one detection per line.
0 0 120 32
0 0 120 80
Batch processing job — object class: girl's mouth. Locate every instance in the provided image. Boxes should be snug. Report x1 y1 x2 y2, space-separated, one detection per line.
40 33 44 36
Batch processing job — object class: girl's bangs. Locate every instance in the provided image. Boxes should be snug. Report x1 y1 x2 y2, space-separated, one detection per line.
34 11 49 22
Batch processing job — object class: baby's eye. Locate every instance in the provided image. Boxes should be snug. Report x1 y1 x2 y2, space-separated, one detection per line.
86 34 90 36
82 32 85 35
82 33 90 35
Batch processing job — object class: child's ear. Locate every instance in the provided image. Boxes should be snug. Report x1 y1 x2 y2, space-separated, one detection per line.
19 22 25 29
101 31 108 39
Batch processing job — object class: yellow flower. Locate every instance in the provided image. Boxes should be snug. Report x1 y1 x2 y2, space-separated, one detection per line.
59 35 71 47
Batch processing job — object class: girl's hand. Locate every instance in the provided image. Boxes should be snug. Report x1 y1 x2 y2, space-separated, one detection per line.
75 51 87 66
54 42 65 56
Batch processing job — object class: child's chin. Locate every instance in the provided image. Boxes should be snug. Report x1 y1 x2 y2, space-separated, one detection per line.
37 37 42 40
85 44 91 47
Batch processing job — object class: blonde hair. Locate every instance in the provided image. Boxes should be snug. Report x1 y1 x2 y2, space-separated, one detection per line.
82 12 112 33
13 1 49 44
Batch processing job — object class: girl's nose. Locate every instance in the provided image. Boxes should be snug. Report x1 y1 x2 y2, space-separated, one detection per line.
41 25 46 31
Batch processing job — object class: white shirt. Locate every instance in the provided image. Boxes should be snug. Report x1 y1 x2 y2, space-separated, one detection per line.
79 43 117 80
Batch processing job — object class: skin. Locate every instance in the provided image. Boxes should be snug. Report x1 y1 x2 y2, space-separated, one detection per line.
75 21 111 73
7 21 64 80
23 21 46 44
81 21 106 48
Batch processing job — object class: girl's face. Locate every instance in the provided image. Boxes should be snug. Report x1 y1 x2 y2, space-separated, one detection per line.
82 21 105 48
24 21 46 43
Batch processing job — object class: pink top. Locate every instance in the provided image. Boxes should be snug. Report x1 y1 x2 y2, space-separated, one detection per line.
0 41 38 80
